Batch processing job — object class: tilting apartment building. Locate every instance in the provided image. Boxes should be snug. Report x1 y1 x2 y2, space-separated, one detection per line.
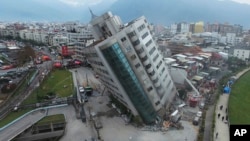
83 11 177 124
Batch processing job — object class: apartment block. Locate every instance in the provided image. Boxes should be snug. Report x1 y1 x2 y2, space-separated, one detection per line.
83 11 177 124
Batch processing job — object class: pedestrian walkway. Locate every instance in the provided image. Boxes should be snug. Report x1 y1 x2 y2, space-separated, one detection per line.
214 94 230 141
0 104 68 141
0 111 46 141
214 67 250 141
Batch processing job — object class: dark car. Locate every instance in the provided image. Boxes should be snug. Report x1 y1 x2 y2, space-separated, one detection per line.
193 116 200 126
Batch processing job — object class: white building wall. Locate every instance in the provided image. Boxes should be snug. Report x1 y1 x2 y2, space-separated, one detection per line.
233 49 250 60
226 33 236 45
170 24 177 34
181 23 189 33
219 36 227 44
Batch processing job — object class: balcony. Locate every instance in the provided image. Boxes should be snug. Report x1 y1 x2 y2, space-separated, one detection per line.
146 67 154 73
157 87 164 95
151 75 158 81
154 81 161 88
135 45 141 51
142 59 150 66
130 36 138 42
139 52 146 58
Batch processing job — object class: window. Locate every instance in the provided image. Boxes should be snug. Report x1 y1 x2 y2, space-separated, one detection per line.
155 101 160 106
127 31 136 38
161 67 165 73
137 47 144 54
145 39 152 47
137 24 146 32
130 54 137 60
153 77 159 83
141 32 149 39
149 47 156 55
167 81 171 88
141 55 148 62
145 64 151 69
147 86 153 92
148 70 155 76
132 39 140 46
153 54 159 62
135 63 141 69
156 60 163 69
121 37 127 42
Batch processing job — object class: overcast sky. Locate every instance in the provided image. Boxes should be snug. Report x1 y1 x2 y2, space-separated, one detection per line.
0 0 250 24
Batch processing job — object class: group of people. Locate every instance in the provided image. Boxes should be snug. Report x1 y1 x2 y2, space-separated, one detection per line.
216 105 228 139
217 105 228 123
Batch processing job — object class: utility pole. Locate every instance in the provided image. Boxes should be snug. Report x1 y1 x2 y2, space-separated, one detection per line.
86 74 89 86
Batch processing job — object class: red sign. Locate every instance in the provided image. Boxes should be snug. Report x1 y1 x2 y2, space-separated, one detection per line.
62 46 68 56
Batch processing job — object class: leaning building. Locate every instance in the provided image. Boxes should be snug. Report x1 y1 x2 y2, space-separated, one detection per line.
83 11 177 124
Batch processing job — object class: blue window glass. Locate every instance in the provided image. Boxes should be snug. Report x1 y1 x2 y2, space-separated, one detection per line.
101 42 157 124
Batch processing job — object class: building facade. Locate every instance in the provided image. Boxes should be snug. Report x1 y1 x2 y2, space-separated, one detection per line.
84 11 177 124
233 48 250 61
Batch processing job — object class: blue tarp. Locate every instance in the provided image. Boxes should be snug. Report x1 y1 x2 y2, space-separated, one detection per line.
223 86 230 94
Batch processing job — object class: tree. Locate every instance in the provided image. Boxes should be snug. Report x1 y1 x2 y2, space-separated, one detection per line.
16 45 36 65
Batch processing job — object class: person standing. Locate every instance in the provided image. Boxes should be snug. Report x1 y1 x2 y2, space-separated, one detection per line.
220 105 223 110
218 113 221 118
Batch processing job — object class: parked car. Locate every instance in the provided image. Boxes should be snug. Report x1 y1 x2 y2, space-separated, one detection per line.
199 102 205 109
193 116 200 126
196 111 202 117
79 86 85 93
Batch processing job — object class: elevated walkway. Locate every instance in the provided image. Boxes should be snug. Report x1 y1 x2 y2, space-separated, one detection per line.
0 104 68 141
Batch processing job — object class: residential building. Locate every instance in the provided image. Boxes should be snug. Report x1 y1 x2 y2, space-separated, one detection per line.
194 21 204 33
177 22 189 34
233 47 250 61
52 34 69 46
170 24 177 35
170 22 190 34
84 11 177 124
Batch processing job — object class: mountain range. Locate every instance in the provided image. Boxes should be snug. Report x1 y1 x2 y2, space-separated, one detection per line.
1 0 250 28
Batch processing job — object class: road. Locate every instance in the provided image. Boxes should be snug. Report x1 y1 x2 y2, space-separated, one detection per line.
0 105 68 141
0 60 53 119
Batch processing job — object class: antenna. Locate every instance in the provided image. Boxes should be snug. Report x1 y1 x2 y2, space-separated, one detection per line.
89 7 98 19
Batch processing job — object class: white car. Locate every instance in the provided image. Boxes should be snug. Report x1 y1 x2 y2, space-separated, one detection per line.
79 86 85 93
196 111 202 117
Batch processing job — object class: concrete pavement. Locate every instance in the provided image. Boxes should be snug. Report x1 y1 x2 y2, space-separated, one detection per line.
214 94 230 141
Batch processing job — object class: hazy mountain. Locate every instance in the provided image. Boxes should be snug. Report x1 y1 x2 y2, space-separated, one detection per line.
108 0 250 28
1 0 250 28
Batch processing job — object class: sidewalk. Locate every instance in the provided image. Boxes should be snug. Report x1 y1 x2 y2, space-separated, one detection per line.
214 94 230 141
214 67 250 141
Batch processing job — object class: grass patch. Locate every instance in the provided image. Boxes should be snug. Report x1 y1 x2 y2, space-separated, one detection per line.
0 108 33 128
36 114 65 126
229 71 250 124
22 69 74 105
40 69 73 97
